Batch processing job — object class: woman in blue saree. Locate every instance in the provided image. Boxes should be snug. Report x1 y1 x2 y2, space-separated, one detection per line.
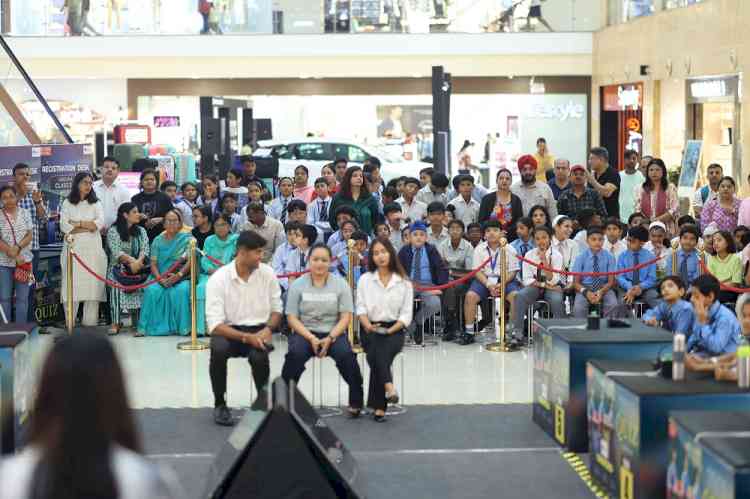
196 214 237 335
137 209 194 336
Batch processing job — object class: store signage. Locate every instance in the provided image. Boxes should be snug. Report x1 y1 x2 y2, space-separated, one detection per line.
526 101 584 122
617 86 640 110
690 80 727 99
602 83 643 112
154 116 181 128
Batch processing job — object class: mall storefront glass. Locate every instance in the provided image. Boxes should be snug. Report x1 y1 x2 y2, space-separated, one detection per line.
607 0 704 25
6 0 602 36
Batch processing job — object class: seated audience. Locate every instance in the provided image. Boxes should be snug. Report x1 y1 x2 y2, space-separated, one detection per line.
336 230 369 284
219 193 242 233
706 230 743 304
398 221 448 344
644 221 672 279
643 276 693 334
242 202 285 264
551 215 579 295
191 205 214 250
616 225 659 309
160 181 178 205
197 214 238 337
396 176 427 223
383 203 405 251
269 177 295 224
292 165 315 204
223 169 249 209
688 274 741 356
510 217 535 257
438 220 474 340
466 222 483 248
571 226 617 318
426 202 449 246
307 177 333 241
175 182 199 227
327 206 358 248
603 217 627 259
285 224 318 286
448 174 480 226
416 172 450 206
665 224 700 290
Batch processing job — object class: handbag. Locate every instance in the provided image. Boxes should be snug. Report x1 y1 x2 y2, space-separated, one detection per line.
1 209 33 284
112 233 150 293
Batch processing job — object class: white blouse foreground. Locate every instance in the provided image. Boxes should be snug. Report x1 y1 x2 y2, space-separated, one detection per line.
356 272 414 327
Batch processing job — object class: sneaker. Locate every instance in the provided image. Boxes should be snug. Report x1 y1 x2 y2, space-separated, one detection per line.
250 390 269 411
213 405 235 426
441 330 457 342
476 318 490 333
457 333 476 345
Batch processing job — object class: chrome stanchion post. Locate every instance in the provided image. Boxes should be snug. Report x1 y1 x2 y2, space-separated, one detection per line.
65 234 74 335
347 239 363 354
486 238 512 352
671 239 679 276
178 239 209 351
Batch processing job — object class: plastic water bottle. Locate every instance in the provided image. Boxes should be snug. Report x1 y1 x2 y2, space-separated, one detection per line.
738 336 750 390
673 332 686 381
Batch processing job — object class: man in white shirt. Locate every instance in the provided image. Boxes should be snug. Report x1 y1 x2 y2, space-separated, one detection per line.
206 231 282 426
241 202 285 263
692 163 723 220
93 157 132 233
415 172 451 206
511 154 558 219
511 225 565 345
618 149 645 224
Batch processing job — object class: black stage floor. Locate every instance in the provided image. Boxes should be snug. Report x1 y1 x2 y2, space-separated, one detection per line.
136 404 595 499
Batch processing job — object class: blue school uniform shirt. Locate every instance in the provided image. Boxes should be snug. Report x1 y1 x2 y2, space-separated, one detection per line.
616 248 657 291
688 301 741 356
510 237 535 257
642 299 694 334
572 248 616 289
665 249 700 287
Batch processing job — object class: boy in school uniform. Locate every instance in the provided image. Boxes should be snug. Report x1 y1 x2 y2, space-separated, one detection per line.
396 177 427 223
510 217 535 257
688 275 741 356
269 177 295 224
644 221 672 279
461 220 520 346
511 225 566 345
272 221 302 295
438 220 475 341
383 202 405 251
336 230 369 284
643 276 694 334
426 201 449 246
284 224 319 286
447 174 480 226
616 225 659 309
398 221 449 344
326 206 357 249
603 217 627 260
307 177 333 242
571 226 618 318
665 224 701 290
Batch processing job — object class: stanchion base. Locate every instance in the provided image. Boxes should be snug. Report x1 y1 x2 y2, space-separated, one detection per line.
484 341 516 352
317 406 343 418
177 340 210 351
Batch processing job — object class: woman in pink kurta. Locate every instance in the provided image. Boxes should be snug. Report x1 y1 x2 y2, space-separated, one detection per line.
701 176 741 233
634 158 679 236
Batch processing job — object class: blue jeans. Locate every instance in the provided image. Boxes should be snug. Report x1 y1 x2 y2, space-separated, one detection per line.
0 266 29 323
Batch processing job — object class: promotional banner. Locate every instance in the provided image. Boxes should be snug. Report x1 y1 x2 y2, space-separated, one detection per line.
0 145 42 187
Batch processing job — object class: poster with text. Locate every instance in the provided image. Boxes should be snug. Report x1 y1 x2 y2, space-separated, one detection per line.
0 145 42 187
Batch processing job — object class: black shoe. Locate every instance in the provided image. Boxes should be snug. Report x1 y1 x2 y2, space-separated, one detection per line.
413 326 423 345
442 330 457 342
214 405 235 426
250 390 268 411
476 319 490 333
457 333 475 345
373 413 387 423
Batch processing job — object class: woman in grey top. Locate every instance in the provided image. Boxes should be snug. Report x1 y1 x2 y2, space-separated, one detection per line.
281 242 365 417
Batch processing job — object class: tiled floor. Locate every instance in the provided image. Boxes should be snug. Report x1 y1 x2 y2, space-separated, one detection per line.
109 331 534 409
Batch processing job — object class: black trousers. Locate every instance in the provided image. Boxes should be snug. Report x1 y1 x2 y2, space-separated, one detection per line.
281 332 364 408
209 325 270 407
363 328 404 411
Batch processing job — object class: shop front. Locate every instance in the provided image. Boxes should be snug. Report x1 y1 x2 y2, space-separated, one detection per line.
685 75 741 180
599 82 643 169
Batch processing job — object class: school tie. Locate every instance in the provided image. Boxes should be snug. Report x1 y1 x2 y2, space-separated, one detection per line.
591 254 602 292
320 200 328 222
413 248 423 283
680 254 689 285
521 243 528 256
632 252 640 286
299 250 306 271
280 198 288 224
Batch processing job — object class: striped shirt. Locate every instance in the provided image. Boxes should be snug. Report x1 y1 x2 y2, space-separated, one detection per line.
18 192 47 250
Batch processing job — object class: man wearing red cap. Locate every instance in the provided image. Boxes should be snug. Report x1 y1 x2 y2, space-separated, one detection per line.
511 154 557 219
556 164 608 219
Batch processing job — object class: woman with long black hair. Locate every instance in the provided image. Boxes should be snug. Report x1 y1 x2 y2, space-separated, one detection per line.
131 168 173 242
60 171 107 327
0 333 178 498
329 166 379 235
356 238 413 421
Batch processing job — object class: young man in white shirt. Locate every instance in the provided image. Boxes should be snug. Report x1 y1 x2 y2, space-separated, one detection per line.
448 174 480 226
93 156 132 233
206 231 282 426
618 149 645 224
511 225 565 346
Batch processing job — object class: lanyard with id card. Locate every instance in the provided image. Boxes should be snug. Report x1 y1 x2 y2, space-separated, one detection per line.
487 247 500 286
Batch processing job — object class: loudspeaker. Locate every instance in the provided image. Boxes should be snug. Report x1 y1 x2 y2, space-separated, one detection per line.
252 156 279 180
255 119 273 141
202 118 224 156
95 132 106 168
206 378 363 499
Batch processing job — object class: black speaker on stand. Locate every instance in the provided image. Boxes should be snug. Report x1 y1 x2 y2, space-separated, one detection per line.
206 378 364 499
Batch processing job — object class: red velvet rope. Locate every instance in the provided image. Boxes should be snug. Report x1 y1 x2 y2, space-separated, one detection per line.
698 259 750 293
71 251 184 291
414 257 491 292
514 254 663 277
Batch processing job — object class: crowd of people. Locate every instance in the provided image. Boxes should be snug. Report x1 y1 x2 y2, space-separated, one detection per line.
1 140 749 423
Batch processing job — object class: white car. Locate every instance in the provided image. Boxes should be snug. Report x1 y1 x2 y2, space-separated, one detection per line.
255 138 431 184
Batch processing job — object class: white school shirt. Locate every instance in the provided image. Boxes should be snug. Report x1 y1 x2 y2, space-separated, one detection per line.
552 236 580 286
472 241 519 280
355 272 414 327
93 178 132 229
521 247 563 287
604 238 628 260
205 260 283 333
448 195 480 226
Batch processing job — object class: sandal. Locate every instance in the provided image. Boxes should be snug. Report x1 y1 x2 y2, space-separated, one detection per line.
107 325 120 336
347 408 362 419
